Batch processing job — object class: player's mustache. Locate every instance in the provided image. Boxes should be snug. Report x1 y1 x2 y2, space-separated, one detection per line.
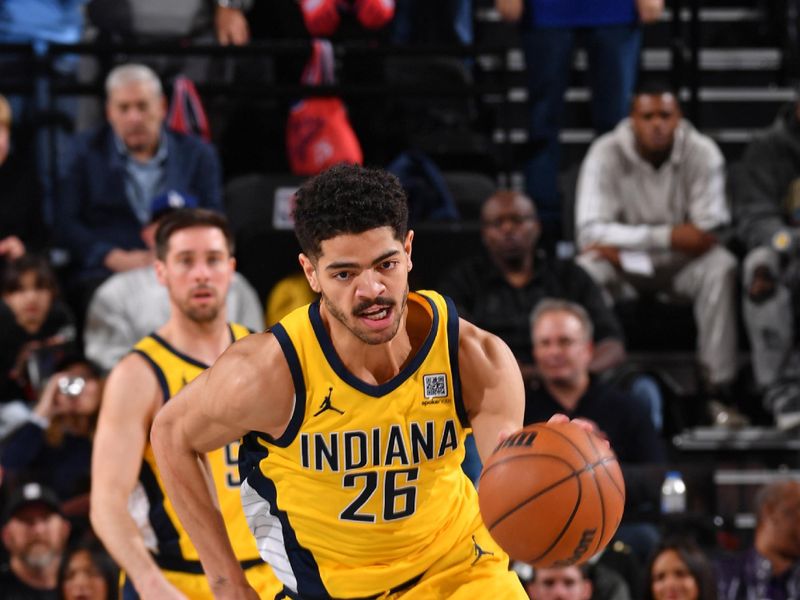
352 297 395 316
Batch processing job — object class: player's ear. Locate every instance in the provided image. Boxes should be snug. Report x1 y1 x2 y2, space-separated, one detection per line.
299 253 321 293
404 230 414 271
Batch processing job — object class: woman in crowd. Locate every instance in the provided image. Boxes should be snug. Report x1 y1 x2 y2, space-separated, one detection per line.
644 537 718 600
58 540 118 600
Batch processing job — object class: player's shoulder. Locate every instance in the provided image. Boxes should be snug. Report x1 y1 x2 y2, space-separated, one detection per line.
457 318 513 365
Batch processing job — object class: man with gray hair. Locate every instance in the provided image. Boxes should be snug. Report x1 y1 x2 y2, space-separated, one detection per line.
58 63 223 312
526 298 665 464
717 479 800 600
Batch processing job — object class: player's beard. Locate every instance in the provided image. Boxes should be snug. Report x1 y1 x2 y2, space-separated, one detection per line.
322 285 408 346
181 286 222 324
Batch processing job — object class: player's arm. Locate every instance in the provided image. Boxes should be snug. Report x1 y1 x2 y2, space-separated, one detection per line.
90 354 184 599
151 332 294 598
458 319 526 463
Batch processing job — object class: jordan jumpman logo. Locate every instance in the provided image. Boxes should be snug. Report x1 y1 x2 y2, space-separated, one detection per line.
471 535 494 565
314 387 344 417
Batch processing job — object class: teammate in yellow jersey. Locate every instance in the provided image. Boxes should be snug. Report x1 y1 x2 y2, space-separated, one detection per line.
90 209 280 599
151 164 534 599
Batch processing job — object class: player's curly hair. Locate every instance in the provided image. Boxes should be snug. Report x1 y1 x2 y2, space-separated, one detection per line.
293 164 409 260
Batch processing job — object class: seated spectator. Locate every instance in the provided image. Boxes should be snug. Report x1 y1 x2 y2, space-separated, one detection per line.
522 562 631 600
716 479 800 599
57 63 224 312
0 94 47 263
58 540 118 600
0 482 71 598
1 358 101 505
574 79 739 424
525 299 666 464
732 93 800 430
0 255 76 424
84 192 263 373
645 537 717 600
440 189 626 382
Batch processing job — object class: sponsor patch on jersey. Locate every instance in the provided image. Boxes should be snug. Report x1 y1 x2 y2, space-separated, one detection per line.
423 373 448 399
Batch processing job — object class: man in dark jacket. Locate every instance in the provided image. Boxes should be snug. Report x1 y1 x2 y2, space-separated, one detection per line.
57 63 223 310
733 100 800 430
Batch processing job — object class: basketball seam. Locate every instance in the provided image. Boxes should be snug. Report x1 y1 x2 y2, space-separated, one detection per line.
526 470 582 565
485 453 614 531
482 453 577 522
582 429 607 558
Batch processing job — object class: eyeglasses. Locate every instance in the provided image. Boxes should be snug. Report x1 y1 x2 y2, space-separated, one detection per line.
481 215 536 229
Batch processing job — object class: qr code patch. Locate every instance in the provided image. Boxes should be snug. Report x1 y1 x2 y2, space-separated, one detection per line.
423 374 448 399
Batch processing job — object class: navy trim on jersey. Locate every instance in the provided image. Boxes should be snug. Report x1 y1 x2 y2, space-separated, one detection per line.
132 349 169 403
139 460 182 558
308 295 439 397
247 468 330 599
269 322 307 448
444 295 469 429
149 333 210 369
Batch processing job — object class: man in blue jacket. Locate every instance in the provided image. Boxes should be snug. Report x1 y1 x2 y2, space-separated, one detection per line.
58 63 223 310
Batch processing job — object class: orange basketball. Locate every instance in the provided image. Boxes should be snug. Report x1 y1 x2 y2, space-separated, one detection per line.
478 421 625 567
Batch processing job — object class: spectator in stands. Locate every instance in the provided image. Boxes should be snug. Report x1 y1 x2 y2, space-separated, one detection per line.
574 79 740 425
58 63 224 312
717 479 800 600
525 299 665 463
523 562 632 600
58 540 118 600
0 256 76 416
0 0 88 225
440 189 626 383
1 358 101 505
0 482 71 598
644 537 717 600
732 94 800 431
0 94 47 262
83 193 263 373
495 0 663 234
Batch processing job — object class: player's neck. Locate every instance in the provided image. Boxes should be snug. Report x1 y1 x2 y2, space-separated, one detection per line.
325 305 415 386
159 312 231 364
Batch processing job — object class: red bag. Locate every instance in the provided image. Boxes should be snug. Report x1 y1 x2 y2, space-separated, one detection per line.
167 76 211 142
286 97 363 176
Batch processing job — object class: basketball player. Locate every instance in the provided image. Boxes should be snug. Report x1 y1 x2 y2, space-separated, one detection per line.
150 165 536 598
89 209 280 599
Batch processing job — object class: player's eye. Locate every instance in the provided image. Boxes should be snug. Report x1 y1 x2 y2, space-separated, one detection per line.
379 260 397 271
333 271 352 281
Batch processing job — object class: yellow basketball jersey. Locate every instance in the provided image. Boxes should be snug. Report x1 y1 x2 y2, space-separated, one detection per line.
133 323 263 572
240 291 488 598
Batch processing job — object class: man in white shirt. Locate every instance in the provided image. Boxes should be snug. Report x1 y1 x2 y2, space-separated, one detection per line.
574 80 738 415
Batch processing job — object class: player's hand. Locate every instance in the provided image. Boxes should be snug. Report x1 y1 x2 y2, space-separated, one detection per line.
548 414 611 447
215 6 250 46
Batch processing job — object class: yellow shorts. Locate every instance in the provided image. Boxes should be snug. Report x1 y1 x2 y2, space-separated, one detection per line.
388 523 527 600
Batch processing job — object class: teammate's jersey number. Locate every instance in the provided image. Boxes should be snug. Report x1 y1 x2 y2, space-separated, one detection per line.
224 442 241 488
340 468 419 522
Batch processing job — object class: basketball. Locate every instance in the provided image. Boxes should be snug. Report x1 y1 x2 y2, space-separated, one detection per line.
478 421 625 567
